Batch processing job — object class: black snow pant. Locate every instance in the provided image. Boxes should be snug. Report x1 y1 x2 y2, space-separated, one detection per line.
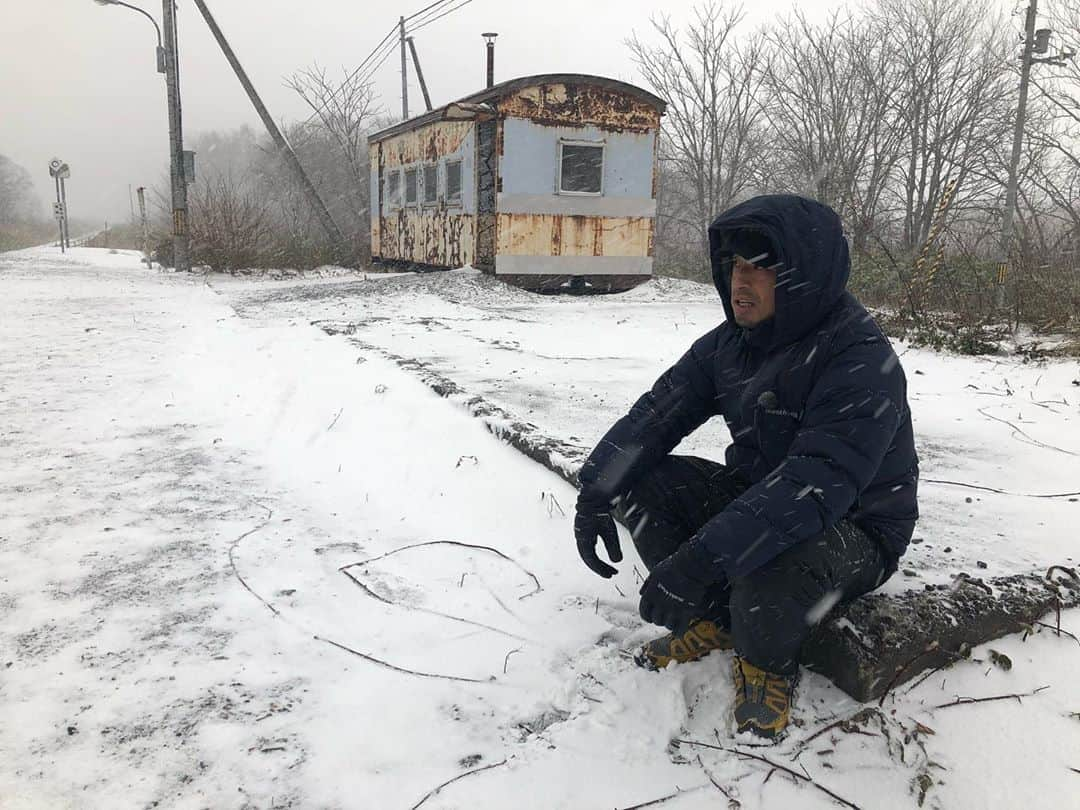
619 455 888 676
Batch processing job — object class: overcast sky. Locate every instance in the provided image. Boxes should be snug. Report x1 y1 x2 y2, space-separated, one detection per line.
4 0 853 221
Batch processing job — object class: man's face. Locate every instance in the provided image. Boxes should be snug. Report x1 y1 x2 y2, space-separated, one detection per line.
730 254 777 328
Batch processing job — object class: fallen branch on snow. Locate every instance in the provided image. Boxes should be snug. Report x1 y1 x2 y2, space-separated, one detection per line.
339 567 530 642
313 634 495 685
932 685 1049 710
343 539 542 600
409 758 508 810
673 738 861 810
228 501 278 616
616 784 711 810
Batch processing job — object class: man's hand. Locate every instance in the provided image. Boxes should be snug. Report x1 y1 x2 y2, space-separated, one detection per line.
574 496 623 578
638 543 712 633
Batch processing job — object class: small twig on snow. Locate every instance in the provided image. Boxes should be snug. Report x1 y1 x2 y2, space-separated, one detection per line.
339 567 528 642
409 758 509 810
503 648 521 674
790 709 883 760
1034 621 1080 645
921 478 1080 499
903 647 969 694
674 739 862 810
978 407 1079 456
314 634 493 685
696 755 741 808
326 407 343 431
229 501 278 616
346 540 542 599
933 685 1049 710
617 784 711 810
878 641 940 706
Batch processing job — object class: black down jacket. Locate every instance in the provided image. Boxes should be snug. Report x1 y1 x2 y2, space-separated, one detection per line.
579 194 918 579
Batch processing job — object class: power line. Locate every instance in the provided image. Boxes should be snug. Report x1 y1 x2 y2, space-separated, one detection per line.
406 0 474 34
404 0 455 24
403 0 457 31
301 22 398 124
300 0 476 126
354 37 400 89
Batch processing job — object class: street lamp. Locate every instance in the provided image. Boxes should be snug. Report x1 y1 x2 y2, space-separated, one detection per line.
94 0 189 272
93 0 166 73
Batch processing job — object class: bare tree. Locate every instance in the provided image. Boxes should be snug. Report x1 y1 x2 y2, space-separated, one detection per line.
286 64 380 207
0 154 41 224
628 2 765 276
759 9 909 255
188 170 274 272
870 0 1014 253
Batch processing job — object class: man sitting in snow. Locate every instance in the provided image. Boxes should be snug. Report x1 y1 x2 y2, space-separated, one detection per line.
573 194 918 740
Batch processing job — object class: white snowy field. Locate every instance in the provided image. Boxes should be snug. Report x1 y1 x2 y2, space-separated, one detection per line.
1 246 1078 810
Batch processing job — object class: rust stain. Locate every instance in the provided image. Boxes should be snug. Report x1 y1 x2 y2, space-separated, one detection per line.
495 214 650 258
381 120 473 168
498 83 661 133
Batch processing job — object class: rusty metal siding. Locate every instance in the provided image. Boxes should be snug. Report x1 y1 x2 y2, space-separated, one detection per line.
496 214 652 257
379 209 475 267
371 119 477 267
497 82 661 134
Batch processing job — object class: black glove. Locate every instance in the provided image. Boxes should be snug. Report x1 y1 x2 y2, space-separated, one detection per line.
574 495 623 578
638 541 714 634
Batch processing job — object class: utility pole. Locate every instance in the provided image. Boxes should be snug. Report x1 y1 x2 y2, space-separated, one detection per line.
400 16 409 119
1000 0 1039 292
190 0 348 252
161 0 190 272
406 37 432 112
137 186 151 268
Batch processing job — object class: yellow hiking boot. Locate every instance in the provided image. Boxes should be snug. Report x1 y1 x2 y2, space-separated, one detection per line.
732 656 796 740
632 619 733 671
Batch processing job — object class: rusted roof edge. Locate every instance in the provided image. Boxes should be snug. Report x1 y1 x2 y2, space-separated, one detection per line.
368 73 666 144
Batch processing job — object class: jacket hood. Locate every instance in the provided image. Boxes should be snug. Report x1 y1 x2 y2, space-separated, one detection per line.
708 194 850 350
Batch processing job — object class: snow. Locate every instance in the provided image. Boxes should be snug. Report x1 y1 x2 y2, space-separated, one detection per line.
1 248 1078 809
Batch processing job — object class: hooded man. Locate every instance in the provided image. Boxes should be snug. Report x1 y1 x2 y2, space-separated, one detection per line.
573 194 918 740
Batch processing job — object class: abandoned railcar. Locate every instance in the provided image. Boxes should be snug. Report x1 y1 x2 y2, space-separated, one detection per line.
368 73 666 292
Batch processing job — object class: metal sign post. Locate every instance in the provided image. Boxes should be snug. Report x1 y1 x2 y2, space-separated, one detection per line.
48 158 70 252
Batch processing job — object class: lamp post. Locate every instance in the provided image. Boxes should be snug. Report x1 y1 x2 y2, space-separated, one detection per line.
94 0 189 272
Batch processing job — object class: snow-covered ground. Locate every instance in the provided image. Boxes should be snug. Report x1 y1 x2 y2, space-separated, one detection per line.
2 247 1078 810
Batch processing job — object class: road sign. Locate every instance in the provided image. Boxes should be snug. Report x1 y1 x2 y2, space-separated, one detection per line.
53 201 65 220
48 159 71 180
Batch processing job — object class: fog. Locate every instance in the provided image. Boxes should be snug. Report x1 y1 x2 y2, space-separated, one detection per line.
1 0 839 222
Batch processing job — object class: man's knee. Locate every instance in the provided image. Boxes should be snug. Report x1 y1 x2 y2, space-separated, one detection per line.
728 548 836 630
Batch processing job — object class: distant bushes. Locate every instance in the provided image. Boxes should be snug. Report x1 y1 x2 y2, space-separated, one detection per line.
0 221 60 252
